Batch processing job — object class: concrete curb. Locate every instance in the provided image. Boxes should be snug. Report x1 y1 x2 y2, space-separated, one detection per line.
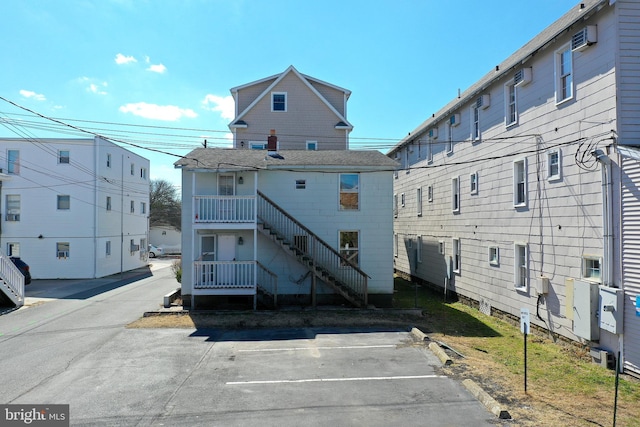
428 342 453 366
462 379 511 419
410 327 428 341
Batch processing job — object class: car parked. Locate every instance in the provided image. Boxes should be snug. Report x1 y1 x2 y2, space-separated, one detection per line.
148 244 164 258
10 257 31 285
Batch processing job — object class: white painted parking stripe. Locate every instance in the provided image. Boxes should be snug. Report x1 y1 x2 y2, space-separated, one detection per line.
227 375 445 385
238 345 396 353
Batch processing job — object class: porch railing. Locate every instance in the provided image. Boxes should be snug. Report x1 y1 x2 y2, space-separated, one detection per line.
193 260 277 295
0 254 25 307
194 196 256 223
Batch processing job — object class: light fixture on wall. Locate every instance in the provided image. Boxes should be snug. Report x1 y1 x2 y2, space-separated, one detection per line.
238 176 244 185
238 236 244 245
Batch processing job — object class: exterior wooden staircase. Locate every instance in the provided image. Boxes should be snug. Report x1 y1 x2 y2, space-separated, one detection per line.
256 190 369 308
0 253 25 309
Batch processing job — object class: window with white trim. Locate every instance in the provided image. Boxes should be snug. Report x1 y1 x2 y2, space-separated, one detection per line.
514 243 528 290
140 167 147 180
582 256 601 282
547 149 562 181
452 238 461 274
130 163 135 176
141 202 147 214
505 82 517 126
7 150 19 175
451 176 460 213
393 194 398 218
107 153 111 168
106 241 111 257
438 241 445 254
488 246 499 266
394 233 398 257
417 235 422 263
130 200 135 213
339 173 359 210
250 142 266 150
470 172 478 195
555 44 573 104
106 196 112 211
471 106 480 142
401 193 405 207
6 195 20 221
272 92 287 112
447 125 453 154
57 242 70 259
513 159 527 207
306 141 317 151
416 187 423 216
428 185 433 202
427 139 434 163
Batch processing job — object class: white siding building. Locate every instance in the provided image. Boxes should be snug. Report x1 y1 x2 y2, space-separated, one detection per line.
389 0 640 376
176 148 397 309
0 137 150 279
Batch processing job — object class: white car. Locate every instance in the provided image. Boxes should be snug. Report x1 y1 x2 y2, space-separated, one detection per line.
148 244 164 258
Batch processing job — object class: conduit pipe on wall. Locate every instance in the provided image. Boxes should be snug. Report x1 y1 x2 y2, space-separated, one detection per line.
593 149 613 287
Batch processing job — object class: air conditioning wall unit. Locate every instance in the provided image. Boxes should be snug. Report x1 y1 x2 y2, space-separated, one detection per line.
5 214 19 221
476 94 490 110
450 113 461 127
514 68 533 86
429 128 438 139
572 25 597 51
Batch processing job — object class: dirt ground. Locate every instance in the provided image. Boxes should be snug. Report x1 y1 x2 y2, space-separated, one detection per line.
129 308 636 427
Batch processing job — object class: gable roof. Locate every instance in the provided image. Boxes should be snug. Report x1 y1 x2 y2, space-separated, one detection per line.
175 148 398 172
388 0 609 156
230 65 353 130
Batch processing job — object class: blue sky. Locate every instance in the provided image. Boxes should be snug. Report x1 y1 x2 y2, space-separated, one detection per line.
1 0 579 189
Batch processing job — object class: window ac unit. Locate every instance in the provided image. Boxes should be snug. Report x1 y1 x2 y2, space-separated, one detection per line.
5 214 19 221
429 128 438 139
130 244 140 252
450 113 461 127
514 68 532 86
476 94 490 110
572 25 597 51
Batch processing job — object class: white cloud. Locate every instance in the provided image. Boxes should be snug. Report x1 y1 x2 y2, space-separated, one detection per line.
147 63 167 74
119 102 198 121
19 90 46 101
201 94 235 121
115 53 137 64
76 77 108 95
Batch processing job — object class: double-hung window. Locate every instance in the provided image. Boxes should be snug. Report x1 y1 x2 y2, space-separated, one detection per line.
556 45 573 103
272 92 287 112
472 106 480 142
7 150 19 175
339 173 359 210
6 195 20 221
583 256 601 282
514 243 528 290
416 187 423 216
470 172 478 195
106 196 112 211
505 83 517 126
547 149 562 181
513 159 527 207
451 176 460 213
452 238 461 274
340 231 359 267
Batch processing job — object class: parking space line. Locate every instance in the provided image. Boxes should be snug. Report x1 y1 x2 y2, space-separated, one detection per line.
227 375 445 385
238 345 396 353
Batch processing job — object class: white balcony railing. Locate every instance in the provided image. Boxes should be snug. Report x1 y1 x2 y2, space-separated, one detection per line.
194 196 256 223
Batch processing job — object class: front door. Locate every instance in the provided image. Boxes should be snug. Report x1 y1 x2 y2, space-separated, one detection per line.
200 235 216 285
217 235 236 285
218 175 235 221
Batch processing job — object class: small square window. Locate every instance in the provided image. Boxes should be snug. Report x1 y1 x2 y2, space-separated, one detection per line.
57 195 70 210
488 246 499 266
306 141 317 151
59 150 70 164
583 257 601 282
296 180 306 189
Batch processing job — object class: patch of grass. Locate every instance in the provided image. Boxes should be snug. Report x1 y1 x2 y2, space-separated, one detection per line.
392 276 640 426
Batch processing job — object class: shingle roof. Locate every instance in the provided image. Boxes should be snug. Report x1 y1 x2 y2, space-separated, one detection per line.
175 148 399 171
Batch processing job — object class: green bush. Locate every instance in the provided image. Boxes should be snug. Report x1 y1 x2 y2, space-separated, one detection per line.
171 259 182 283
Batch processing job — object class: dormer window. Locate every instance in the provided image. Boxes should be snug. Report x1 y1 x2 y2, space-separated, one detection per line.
272 92 287 112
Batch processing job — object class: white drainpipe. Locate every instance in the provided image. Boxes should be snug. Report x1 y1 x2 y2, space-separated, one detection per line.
593 149 613 287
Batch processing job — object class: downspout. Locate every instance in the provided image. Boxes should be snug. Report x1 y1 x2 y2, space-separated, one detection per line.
593 149 613 287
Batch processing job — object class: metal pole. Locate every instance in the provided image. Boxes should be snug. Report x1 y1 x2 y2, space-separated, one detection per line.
613 351 620 427
524 332 528 394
